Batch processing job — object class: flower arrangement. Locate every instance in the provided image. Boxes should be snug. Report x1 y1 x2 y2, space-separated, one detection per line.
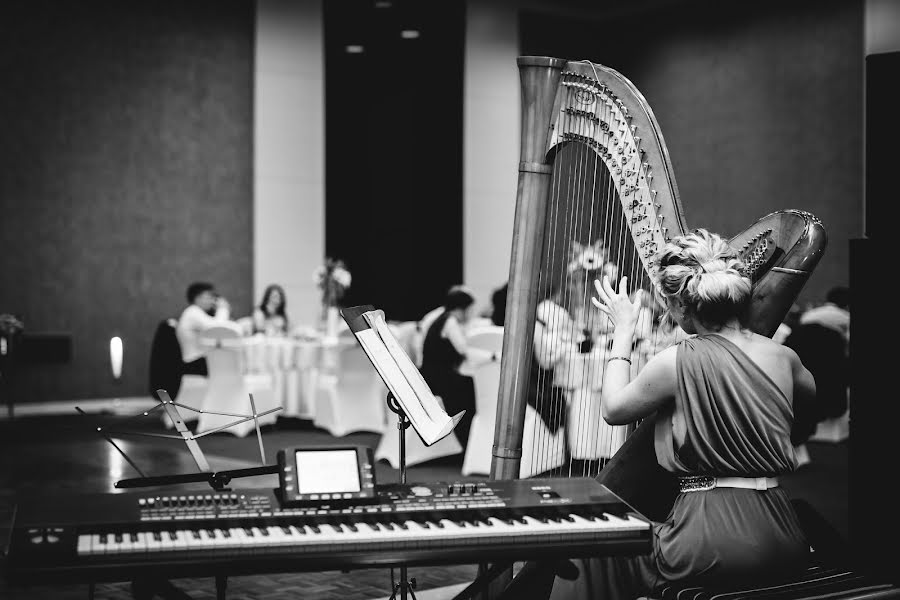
0 314 24 338
0 314 24 359
314 257 352 308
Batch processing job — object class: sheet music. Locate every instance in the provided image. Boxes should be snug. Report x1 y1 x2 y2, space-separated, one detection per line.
366 311 449 423
348 308 461 446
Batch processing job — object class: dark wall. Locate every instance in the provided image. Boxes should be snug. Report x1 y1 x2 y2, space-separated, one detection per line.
324 0 465 322
520 0 863 306
0 0 254 403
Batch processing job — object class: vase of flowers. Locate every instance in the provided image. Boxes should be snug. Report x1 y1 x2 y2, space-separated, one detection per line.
313 257 352 340
0 313 24 378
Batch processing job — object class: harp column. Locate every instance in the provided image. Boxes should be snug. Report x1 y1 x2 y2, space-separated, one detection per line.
490 57 566 480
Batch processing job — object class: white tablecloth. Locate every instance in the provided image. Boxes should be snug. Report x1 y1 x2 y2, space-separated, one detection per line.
241 335 325 419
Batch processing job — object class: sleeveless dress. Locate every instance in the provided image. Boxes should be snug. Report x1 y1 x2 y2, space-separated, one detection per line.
420 311 476 447
550 334 810 600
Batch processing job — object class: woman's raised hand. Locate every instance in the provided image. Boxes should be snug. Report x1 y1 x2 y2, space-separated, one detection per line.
591 275 643 329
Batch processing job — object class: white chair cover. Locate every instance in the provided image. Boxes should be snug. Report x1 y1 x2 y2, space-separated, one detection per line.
195 323 279 437
173 374 208 423
520 404 567 478
312 332 388 437
375 396 464 468
461 326 504 476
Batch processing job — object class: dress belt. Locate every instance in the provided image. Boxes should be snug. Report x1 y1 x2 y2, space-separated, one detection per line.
678 475 779 492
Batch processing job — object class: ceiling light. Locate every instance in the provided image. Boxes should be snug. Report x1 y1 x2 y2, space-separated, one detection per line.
345 45 365 54
374 1 392 7
400 30 420 39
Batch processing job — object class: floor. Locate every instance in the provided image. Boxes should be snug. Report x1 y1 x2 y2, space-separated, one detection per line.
0 408 849 600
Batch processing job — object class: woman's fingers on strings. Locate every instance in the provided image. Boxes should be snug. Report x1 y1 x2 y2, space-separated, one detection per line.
593 278 608 300
593 279 611 309
601 275 617 298
591 296 609 313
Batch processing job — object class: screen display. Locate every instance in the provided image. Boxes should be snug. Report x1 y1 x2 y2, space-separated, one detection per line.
295 449 361 495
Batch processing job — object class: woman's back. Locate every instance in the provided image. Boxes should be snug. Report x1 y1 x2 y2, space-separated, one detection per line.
655 334 808 585
709 330 800 401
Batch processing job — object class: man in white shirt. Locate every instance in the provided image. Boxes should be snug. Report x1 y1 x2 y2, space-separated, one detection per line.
176 282 231 375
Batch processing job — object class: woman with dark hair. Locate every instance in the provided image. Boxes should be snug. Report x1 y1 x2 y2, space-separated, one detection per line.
420 287 497 448
252 284 289 336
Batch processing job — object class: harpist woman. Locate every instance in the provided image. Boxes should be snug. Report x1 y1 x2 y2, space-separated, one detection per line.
548 229 815 599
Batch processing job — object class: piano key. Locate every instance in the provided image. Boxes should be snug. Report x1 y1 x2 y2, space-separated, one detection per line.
77 535 91 556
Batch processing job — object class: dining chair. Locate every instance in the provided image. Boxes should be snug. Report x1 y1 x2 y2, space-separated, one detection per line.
151 318 207 428
519 404 568 478
375 397 464 469
460 326 504 476
195 323 278 437
312 331 388 437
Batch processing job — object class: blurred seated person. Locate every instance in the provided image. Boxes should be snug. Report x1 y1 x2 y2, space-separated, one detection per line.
631 288 689 371
529 240 619 465
420 287 497 448
799 285 850 347
785 320 849 443
772 303 804 345
176 281 231 376
419 284 490 337
252 284 289 336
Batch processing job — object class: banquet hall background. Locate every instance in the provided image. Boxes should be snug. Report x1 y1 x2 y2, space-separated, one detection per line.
1 0 899 597
0 0 888 406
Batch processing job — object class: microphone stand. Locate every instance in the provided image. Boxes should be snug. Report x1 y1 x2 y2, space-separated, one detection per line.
386 391 417 600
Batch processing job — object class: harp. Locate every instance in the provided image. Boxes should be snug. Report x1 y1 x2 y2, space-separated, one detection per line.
491 56 827 520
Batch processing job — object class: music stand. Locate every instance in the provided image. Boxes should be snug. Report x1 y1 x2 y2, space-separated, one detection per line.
76 389 283 600
341 305 465 600
385 391 417 599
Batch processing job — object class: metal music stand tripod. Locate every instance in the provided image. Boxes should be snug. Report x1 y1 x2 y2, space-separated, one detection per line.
386 390 417 600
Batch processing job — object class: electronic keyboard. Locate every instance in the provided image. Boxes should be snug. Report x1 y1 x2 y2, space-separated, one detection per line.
3 477 651 584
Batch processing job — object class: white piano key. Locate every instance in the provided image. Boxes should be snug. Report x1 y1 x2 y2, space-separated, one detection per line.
145 531 163 552
77 534 92 556
133 532 149 552
172 530 190 550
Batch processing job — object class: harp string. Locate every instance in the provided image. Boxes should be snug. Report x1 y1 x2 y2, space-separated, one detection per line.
532 76 672 479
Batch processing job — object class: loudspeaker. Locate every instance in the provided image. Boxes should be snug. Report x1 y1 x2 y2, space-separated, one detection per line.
864 52 900 239
16 333 72 364
849 50 900 580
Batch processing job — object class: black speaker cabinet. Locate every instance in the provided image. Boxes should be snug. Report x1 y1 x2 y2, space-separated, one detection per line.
850 50 900 580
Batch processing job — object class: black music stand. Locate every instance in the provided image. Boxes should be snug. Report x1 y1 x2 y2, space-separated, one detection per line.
385 391 417 600
341 305 466 600
78 389 282 600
